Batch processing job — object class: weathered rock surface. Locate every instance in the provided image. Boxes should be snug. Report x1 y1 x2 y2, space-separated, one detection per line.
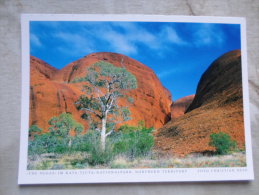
171 95 195 119
30 56 87 132
156 50 245 156
30 52 172 131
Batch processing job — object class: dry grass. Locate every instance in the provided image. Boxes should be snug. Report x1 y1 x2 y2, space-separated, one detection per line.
27 151 246 170
27 152 90 170
110 152 246 168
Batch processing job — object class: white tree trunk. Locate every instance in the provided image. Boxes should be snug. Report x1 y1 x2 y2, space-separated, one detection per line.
101 117 107 151
68 138 72 148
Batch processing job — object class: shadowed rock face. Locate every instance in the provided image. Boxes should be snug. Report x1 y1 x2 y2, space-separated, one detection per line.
186 50 242 112
30 52 172 131
171 95 195 119
156 50 245 156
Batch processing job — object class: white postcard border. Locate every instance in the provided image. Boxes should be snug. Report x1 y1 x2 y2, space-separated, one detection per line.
18 14 254 184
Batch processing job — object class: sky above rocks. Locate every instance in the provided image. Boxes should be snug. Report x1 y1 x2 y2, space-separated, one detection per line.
30 21 241 100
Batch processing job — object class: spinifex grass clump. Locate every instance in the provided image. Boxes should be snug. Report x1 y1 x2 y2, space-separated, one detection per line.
209 132 237 155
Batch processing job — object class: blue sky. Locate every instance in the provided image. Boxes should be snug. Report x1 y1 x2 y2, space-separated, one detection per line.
30 21 241 101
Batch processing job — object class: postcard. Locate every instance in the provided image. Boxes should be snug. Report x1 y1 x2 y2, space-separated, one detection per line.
18 14 254 184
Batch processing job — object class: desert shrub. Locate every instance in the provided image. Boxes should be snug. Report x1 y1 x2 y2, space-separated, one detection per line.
112 123 154 159
209 132 237 155
71 130 99 152
28 117 155 167
166 126 180 136
87 144 114 166
28 133 69 155
71 130 114 166
29 125 42 137
87 133 115 166
76 122 154 165
28 113 84 155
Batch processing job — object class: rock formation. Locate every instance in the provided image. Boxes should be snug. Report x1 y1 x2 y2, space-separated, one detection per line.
30 56 87 132
186 50 243 112
171 95 195 119
156 50 245 156
29 53 172 132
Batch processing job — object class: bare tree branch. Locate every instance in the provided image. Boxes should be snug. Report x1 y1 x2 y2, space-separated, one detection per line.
105 129 114 137
107 94 116 111
81 108 102 119
94 87 106 113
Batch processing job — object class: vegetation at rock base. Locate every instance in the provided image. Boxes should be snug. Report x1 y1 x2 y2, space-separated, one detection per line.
28 115 245 169
113 122 154 159
28 113 83 155
29 125 42 138
27 115 244 169
28 110 154 168
209 132 237 155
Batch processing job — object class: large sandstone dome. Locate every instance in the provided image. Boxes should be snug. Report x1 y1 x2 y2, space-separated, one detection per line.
29 52 172 131
156 50 245 155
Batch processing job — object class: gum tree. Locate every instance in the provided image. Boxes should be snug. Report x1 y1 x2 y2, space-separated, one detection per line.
75 61 137 151
48 113 83 148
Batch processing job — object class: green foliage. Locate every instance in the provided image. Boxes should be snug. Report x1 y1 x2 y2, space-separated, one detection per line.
117 124 136 133
80 122 154 166
29 125 42 137
28 132 69 155
71 130 114 166
71 130 100 152
74 61 138 141
76 61 137 89
76 95 102 114
209 132 237 155
28 113 84 155
28 115 154 168
48 113 83 137
87 144 114 166
74 61 137 94
113 123 154 158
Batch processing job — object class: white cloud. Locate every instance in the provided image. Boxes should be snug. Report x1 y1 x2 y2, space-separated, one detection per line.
82 22 158 55
124 24 157 46
54 32 89 45
101 30 137 55
30 34 42 47
160 26 187 46
54 32 94 56
49 22 192 57
101 23 158 54
192 24 225 47
105 23 187 54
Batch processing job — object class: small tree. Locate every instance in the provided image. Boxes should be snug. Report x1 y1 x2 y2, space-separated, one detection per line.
209 132 237 155
48 113 83 148
75 61 137 151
